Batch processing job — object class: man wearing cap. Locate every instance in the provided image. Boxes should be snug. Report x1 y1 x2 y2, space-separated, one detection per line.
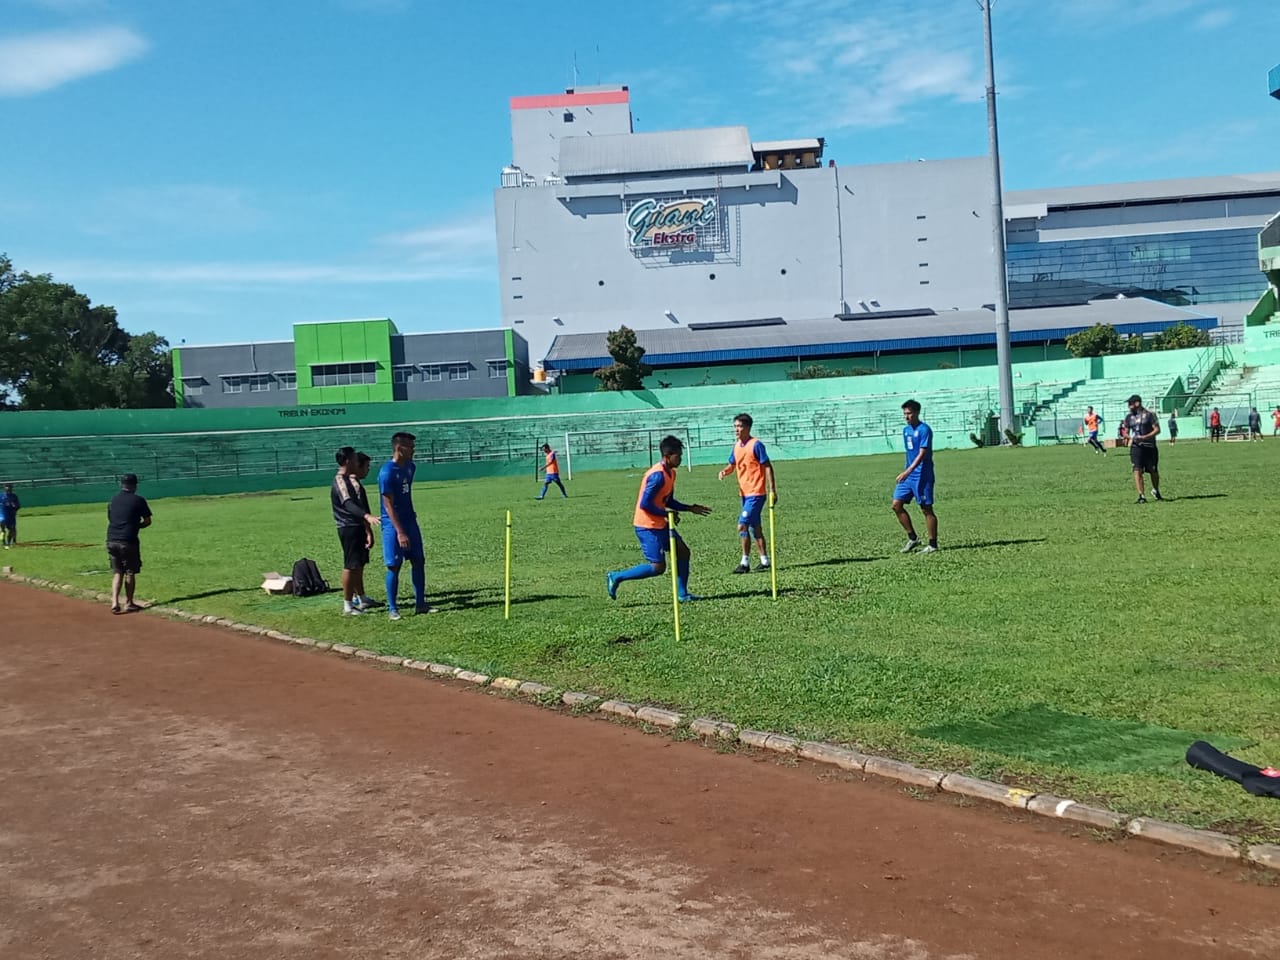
106 473 153 614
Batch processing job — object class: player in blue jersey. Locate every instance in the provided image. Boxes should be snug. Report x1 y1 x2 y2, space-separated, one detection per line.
378 431 437 620
892 399 938 554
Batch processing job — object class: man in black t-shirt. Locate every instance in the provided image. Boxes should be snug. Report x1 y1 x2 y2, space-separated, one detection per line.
106 473 152 614
1123 395 1162 504
331 447 381 615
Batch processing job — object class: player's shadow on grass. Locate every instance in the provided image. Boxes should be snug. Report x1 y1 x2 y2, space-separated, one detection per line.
448 593 562 611
942 538 1047 551
1166 493 1227 501
162 586 263 603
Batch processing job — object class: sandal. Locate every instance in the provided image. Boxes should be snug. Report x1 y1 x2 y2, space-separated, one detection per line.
111 605 122 615
124 603 143 613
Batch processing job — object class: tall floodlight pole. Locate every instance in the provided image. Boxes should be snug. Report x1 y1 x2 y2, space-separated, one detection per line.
980 0 1015 437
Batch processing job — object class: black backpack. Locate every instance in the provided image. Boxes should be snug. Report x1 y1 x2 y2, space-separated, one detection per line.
291 558 329 597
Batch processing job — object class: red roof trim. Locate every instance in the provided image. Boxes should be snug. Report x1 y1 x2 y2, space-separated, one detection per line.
509 90 630 110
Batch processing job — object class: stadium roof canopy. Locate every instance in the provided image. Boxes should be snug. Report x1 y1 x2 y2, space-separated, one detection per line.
559 127 754 179
1006 172 1280 211
543 298 1218 371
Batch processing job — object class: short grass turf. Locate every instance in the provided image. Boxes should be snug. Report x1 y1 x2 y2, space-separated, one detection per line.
11 440 1280 841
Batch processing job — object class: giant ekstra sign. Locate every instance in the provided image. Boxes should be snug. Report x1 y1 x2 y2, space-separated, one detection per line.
626 196 718 248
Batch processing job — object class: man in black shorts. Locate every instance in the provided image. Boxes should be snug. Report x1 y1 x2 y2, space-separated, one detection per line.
106 473 152 613
332 447 382 615
1124 395 1162 504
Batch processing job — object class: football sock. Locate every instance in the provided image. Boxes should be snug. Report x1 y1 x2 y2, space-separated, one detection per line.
538 483 550 498
760 554 769 566
740 554 750 566
385 568 400 609
343 600 354 613
677 558 690 595
929 539 938 548
410 563 426 606
615 562 656 583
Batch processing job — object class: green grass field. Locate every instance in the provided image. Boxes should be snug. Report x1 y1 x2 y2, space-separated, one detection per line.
9 439 1280 839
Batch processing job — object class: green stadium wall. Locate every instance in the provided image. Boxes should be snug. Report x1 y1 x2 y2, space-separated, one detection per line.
0 342 1267 506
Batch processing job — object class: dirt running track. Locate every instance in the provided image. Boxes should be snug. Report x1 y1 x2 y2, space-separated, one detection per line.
0 583 1275 960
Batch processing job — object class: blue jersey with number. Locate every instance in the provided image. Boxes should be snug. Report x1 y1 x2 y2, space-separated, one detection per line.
378 459 416 523
902 422 933 477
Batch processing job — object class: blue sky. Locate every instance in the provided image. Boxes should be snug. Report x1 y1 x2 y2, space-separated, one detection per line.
2 0 1276 348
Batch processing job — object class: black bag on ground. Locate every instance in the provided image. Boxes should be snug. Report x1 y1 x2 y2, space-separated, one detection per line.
291 558 329 597
1186 741 1280 798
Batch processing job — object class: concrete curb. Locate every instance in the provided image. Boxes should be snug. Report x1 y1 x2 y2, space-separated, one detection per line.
4 568 1277 872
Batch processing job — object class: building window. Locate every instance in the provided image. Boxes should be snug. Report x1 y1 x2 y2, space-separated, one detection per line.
186 383 205 396
249 375 271 393
221 376 244 394
392 364 417 384
422 364 442 382
487 360 508 379
277 373 297 391
448 363 470 381
310 362 377 388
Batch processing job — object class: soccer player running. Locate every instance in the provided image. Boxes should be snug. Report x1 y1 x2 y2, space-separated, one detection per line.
892 399 938 554
718 413 777 573
606 434 711 602
1082 406 1106 455
332 447 382 615
378 431 437 620
536 443 568 499
1124 394 1163 503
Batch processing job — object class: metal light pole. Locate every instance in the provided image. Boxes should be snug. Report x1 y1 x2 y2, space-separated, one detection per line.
980 0 1015 437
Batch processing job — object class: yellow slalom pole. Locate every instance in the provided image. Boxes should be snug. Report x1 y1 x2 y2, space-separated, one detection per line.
504 509 512 620
768 494 778 601
667 510 682 642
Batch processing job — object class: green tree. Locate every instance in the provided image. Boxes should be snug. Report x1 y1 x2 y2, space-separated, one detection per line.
593 325 652 391
1064 323 1142 358
0 254 172 410
1151 322 1212 351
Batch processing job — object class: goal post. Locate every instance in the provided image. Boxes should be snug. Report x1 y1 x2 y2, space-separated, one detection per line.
562 427 694 481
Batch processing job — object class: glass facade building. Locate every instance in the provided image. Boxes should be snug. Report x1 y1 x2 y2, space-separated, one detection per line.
1007 227 1264 308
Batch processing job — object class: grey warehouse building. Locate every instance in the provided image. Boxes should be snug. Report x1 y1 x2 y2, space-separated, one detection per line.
494 85 1280 370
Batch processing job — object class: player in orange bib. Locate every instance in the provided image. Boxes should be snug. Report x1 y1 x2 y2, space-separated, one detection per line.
536 444 567 499
1082 406 1106 455
605 435 711 602
718 413 778 573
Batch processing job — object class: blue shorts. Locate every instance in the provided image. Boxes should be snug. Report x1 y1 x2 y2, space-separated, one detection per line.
1088 430 1099 441
382 522 424 566
738 495 766 530
544 473 560 482
635 526 682 564
893 474 935 507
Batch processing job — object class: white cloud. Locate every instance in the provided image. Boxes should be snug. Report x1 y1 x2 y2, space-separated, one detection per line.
0 26 147 96
693 1 985 131
85 184 267 237
378 214 496 264
1193 9 1235 30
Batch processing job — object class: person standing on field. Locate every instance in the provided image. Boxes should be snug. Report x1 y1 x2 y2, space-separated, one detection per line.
1248 407 1263 441
892 399 938 553
379 431 436 620
105 473 152 614
331 447 382 615
1124 395 1163 504
1209 407 1223 442
1 483 19 547
718 413 777 573
1167 409 1179 444
1272 405 1280 437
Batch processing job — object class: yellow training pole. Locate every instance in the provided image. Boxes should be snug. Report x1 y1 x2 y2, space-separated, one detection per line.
768 494 778 601
504 509 512 620
667 510 682 642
